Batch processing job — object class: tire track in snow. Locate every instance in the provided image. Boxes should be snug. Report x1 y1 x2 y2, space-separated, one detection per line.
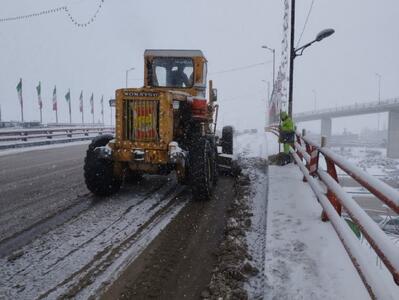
0 176 187 300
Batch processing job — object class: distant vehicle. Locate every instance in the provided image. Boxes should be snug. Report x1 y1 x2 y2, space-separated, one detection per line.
379 216 399 235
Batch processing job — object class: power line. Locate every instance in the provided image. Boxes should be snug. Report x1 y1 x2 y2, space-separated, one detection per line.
210 61 271 75
0 0 105 27
296 0 315 47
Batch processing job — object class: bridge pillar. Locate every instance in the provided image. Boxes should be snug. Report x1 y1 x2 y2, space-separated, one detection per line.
387 111 399 158
321 118 332 140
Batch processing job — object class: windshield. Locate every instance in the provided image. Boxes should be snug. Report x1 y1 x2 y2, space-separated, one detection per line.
149 57 194 88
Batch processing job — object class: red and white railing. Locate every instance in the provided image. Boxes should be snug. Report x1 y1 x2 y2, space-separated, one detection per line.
266 125 399 300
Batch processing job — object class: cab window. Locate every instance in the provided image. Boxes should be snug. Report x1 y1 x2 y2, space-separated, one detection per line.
150 57 194 88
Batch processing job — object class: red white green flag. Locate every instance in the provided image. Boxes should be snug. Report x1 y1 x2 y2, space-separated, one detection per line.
90 93 94 114
36 81 43 109
65 89 71 103
79 91 83 113
16 78 23 108
52 86 57 111
100 95 104 115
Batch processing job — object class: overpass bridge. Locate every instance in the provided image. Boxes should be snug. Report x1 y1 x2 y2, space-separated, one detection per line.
293 97 399 158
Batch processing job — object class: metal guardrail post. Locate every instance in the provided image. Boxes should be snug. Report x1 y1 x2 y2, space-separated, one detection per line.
22 132 27 142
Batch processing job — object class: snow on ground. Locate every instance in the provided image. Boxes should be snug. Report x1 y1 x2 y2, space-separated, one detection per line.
233 131 396 299
265 165 371 300
333 146 399 180
234 131 278 159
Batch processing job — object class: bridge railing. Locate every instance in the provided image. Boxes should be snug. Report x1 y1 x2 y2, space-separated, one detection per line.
294 96 399 119
0 126 115 143
266 125 399 299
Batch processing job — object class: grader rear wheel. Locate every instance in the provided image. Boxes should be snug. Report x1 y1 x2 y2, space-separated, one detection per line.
221 126 234 154
189 138 215 201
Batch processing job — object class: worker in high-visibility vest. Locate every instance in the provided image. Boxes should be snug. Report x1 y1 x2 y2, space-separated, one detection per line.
280 111 295 162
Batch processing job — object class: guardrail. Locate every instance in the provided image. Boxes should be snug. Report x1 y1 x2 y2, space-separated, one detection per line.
266 125 399 300
0 126 115 149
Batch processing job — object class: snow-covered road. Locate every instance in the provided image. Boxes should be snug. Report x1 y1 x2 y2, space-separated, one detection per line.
0 174 188 299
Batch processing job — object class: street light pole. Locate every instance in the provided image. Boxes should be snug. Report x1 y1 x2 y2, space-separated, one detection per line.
375 73 381 103
125 67 135 88
312 89 317 110
288 5 334 119
375 73 382 131
261 46 276 92
288 0 296 118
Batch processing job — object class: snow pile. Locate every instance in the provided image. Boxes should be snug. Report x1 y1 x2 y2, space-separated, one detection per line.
234 131 279 159
206 172 260 300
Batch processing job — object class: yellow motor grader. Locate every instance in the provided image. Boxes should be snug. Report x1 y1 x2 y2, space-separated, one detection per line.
84 49 234 200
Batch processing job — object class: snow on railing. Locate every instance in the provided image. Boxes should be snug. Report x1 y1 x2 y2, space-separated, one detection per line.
266 124 399 300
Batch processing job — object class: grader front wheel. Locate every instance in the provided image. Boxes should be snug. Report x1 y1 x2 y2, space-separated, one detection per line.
84 135 122 196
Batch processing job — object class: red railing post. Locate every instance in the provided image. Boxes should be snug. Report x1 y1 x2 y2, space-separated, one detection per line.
321 157 342 222
296 134 303 161
320 136 342 222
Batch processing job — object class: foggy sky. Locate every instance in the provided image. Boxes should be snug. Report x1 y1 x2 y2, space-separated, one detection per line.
0 0 398 133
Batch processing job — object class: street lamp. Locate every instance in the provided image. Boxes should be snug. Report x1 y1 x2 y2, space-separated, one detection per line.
375 73 382 131
125 67 135 88
375 73 381 103
288 28 335 117
261 45 275 88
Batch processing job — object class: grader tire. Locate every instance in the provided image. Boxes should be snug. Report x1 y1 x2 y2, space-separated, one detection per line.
189 138 214 201
221 126 234 154
84 135 121 196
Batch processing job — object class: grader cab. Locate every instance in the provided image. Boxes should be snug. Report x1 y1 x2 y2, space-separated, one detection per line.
84 49 234 200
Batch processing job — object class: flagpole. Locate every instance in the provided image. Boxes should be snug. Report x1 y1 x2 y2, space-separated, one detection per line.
69 90 72 124
80 90 84 125
91 93 94 124
17 78 24 123
69 100 72 124
53 86 58 124
37 82 43 124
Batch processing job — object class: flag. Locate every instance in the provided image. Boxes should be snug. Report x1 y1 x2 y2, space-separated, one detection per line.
100 95 104 115
16 78 23 108
79 91 83 113
65 89 71 103
52 86 57 111
90 93 94 114
36 81 43 109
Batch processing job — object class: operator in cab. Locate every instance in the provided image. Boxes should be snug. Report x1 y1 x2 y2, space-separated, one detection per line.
170 65 192 87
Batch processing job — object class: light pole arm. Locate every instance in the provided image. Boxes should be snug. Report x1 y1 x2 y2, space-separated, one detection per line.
294 39 317 58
